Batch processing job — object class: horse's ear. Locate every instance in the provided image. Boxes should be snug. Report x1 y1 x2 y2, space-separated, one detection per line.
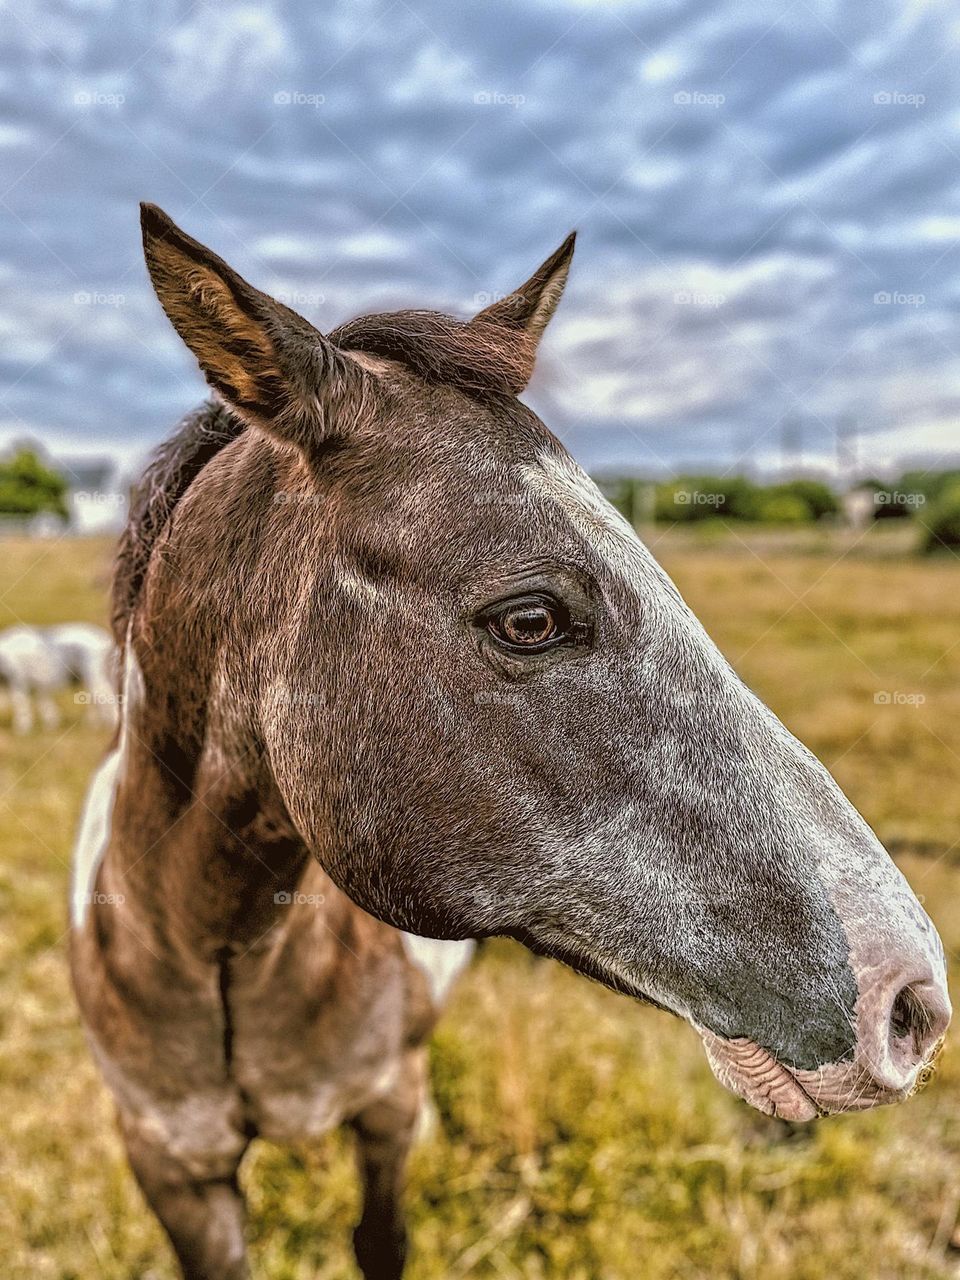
469 232 576 392
140 203 370 452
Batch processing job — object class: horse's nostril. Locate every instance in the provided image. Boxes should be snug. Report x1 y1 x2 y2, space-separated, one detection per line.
889 983 941 1059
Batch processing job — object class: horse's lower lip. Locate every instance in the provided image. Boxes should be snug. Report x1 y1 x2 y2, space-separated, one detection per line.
695 1029 823 1122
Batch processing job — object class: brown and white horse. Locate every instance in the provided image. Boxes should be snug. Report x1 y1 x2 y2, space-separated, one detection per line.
71 204 950 1280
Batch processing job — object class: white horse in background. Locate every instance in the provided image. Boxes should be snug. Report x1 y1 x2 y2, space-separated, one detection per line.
0 623 116 733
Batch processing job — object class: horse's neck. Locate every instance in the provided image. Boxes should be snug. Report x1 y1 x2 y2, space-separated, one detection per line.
96 695 311 963
96 538 314 959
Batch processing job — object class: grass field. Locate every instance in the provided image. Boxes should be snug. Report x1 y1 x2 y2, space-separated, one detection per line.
3 526 960 1279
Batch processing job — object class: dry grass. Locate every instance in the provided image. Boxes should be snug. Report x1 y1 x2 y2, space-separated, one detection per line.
2 527 960 1279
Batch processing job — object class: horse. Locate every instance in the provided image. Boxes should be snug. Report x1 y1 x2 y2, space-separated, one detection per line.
0 621 115 732
70 202 950 1280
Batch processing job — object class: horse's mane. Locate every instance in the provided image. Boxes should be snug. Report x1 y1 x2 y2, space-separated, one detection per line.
111 400 244 643
112 309 522 642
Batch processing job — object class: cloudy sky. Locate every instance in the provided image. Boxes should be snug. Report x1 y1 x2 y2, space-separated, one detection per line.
2 0 960 479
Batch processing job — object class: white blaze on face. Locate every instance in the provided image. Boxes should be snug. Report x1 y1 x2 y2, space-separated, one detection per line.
524 452 661 583
524 448 951 1106
523 452 706 652
70 642 143 928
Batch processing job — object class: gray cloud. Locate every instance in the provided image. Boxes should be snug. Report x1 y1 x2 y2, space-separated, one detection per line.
2 0 959 477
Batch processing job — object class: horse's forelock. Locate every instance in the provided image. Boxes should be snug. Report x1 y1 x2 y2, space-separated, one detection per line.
330 309 529 396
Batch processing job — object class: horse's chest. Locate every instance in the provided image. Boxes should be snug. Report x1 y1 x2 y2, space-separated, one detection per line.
89 993 408 1169
237 1050 405 1143
223 924 422 1142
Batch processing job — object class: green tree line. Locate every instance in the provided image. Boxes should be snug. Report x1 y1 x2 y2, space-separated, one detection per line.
605 471 960 552
0 447 68 519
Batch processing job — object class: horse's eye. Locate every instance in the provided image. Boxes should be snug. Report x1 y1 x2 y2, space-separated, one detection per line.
486 596 565 652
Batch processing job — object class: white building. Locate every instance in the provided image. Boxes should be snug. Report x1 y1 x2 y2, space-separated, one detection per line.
62 458 128 534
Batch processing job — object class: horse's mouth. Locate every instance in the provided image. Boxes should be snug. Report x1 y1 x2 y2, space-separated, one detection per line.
695 1029 822 1122
694 1026 946 1120
518 928 946 1120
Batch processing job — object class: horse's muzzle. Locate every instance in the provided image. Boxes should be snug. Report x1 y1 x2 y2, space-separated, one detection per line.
695 956 951 1120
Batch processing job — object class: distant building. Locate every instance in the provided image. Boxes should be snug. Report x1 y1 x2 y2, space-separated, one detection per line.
841 485 876 531
62 458 128 534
